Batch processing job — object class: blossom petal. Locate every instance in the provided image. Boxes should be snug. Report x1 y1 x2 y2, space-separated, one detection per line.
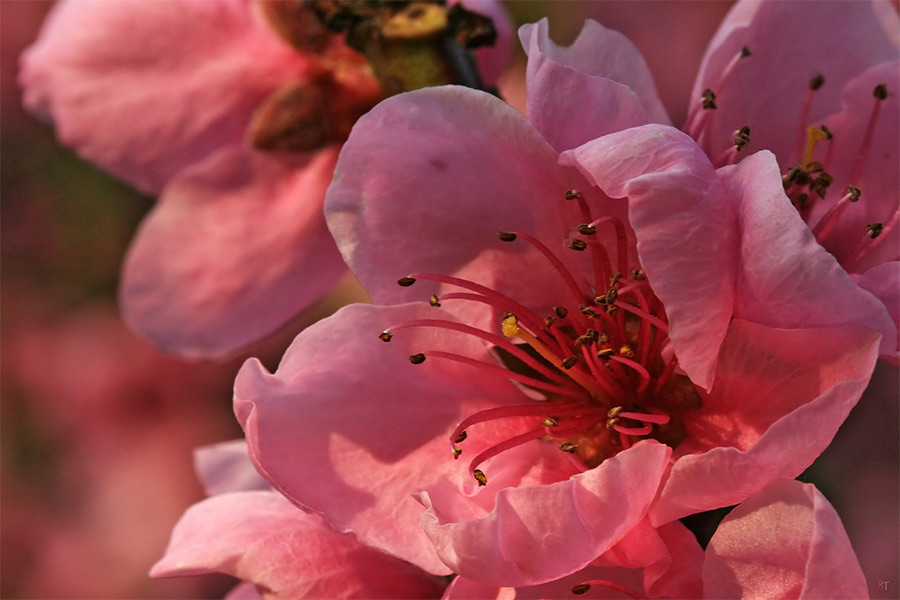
853 261 900 364
652 319 880 525
194 440 268 497
326 86 584 331
703 479 867 600
150 491 444 599
562 124 738 391
518 20 664 152
19 0 307 194
120 146 346 358
235 302 526 575
720 150 898 358
418 441 670 587
690 0 899 163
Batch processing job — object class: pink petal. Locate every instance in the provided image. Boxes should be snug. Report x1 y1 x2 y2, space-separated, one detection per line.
652 319 881 525
235 302 527 575
418 441 670 587
853 261 900 364
690 0 899 162
194 440 268 497
703 480 867 599
518 20 664 152
120 146 346 358
325 86 584 333
19 0 308 194
151 491 444 599
720 150 898 358
813 61 899 273
562 124 738 391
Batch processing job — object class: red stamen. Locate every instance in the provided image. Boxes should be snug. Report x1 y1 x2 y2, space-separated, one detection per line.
437 291 547 343
509 231 591 310
617 410 670 425
609 355 652 396
612 301 670 334
588 216 629 276
580 344 626 397
572 193 613 289
846 208 899 271
612 422 653 436
811 187 860 243
451 402 600 448
848 87 886 186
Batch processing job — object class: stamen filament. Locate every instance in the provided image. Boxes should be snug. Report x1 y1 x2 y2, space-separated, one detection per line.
588 217 629 276
811 187 860 242
436 291 548 342
580 344 626 398
508 231 591 310
612 423 653 436
848 87 886 186
612 301 670 334
609 355 652 396
846 208 899 270
451 402 602 447
617 410 670 425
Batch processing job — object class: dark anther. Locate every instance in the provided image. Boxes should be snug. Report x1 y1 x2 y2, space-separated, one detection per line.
379 331 393 342
454 431 468 443
874 83 888 100
805 161 824 174
572 584 591 595
578 224 597 235
554 306 569 318
561 356 579 370
848 185 861 202
498 231 517 242
597 348 615 360
609 273 622 285
585 329 599 342
782 165 801 189
564 189 582 200
542 417 558 427
597 332 609 344
429 295 441 307
580 305 600 319
733 125 751 151
619 345 635 358
809 73 825 90
632 268 646 281
866 222 884 239
473 469 487 486
452 446 462 459
795 193 810 211
608 406 623 419
740 45 751 58
397 276 416 287
559 442 577 454
820 124 833 139
543 315 556 328
409 353 426 364
701 88 717 110
810 172 834 199
570 239 587 251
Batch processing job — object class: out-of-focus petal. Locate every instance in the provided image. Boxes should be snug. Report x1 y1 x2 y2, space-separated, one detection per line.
853 261 900 364
562 124 738 391
703 479 867 599
653 320 880 525
19 0 308 194
194 440 268 497
326 86 582 333
120 146 346 359
453 0 514 88
418 441 670 587
235 302 526 575
720 150 897 358
690 0 899 162
151 491 444 599
518 20 661 152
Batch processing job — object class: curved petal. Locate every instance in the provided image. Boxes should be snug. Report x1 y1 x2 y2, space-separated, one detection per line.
150 491 444 599
720 150 897 358
194 440 268 497
562 124 738 391
853 261 900 364
326 86 587 331
703 480 867 600
418 441 670 587
521 19 669 127
19 0 308 194
689 0 899 163
120 146 347 358
518 20 661 152
235 302 527 575
652 319 880 525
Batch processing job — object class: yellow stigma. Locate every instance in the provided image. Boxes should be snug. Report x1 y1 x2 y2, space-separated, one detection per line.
802 126 829 169
501 314 604 398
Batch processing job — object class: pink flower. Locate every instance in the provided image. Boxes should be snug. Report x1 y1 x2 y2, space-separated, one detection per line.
19 0 511 358
234 32 880 584
151 441 446 599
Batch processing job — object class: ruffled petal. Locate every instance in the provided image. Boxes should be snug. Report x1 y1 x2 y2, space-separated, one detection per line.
19 0 308 194
418 441 670 587
703 479 867 599
720 150 898 358
326 86 585 331
652 319 881 525
150 491 444 599
235 302 526 575
518 20 663 152
689 0 899 163
562 124 738 391
120 146 346 358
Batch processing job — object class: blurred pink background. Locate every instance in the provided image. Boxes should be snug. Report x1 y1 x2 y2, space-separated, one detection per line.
3 2 895 599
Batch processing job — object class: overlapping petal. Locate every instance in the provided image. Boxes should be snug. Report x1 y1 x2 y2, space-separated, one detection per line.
120 147 347 358
150 491 444 599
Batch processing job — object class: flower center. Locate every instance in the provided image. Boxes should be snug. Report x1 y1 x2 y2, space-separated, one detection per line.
380 191 702 485
685 46 896 271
